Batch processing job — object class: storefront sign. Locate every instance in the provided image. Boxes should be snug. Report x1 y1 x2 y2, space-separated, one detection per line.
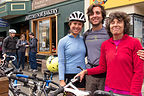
25 8 58 21
90 0 144 9
0 0 6 4
32 0 66 10
0 18 9 27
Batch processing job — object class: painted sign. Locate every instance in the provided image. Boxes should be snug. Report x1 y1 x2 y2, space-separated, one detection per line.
32 0 66 10
25 8 58 21
0 0 6 4
0 18 9 27
90 0 107 6
90 0 144 9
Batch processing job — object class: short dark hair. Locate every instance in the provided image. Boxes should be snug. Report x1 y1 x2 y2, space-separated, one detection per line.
87 4 106 24
29 32 34 36
106 11 130 37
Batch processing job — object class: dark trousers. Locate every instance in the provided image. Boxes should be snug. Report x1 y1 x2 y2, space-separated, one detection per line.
86 75 105 96
29 52 37 69
6 52 18 69
18 52 25 69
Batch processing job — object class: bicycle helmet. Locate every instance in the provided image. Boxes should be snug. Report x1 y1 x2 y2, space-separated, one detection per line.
69 11 86 23
9 29 16 33
46 56 58 72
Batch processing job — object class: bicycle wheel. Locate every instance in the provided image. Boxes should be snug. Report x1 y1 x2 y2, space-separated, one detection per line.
9 88 15 96
9 87 29 96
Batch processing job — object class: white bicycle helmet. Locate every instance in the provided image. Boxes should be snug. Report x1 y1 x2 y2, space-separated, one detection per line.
69 11 86 23
46 56 58 73
9 29 16 33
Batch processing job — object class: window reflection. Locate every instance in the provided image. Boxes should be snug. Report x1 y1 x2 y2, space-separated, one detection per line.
39 19 50 52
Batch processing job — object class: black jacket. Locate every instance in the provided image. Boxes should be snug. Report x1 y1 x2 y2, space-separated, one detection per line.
2 36 18 53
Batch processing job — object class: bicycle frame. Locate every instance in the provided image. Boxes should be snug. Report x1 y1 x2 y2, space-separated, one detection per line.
64 82 90 96
63 77 91 96
11 71 54 96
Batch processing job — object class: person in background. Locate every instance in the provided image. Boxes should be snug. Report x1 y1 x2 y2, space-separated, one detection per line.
83 4 109 95
58 11 86 92
16 34 29 70
0 37 4 59
75 11 143 96
2 29 18 69
25 32 38 72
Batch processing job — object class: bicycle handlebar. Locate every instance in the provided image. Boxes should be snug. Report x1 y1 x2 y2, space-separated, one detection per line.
2 55 16 61
71 76 80 83
49 81 64 96
94 90 133 96
8 75 28 84
77 66 84 71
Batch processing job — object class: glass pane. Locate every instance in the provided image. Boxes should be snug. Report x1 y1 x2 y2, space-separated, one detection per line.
39 19 50 52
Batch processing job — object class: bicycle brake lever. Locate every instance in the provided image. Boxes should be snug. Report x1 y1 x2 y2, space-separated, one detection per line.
77 66 83 71
71 76 80 83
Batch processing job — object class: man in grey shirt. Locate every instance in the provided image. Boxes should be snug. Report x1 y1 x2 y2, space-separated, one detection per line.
83 4 109 95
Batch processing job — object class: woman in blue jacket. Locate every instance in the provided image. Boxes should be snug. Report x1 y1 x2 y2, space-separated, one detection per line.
58 11 86 90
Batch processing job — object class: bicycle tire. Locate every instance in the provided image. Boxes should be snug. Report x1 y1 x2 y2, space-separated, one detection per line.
9 87 29 96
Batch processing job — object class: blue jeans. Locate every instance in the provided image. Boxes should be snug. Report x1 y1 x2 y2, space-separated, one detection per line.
29 52 37 69
18 52 25 69
6 52 18 69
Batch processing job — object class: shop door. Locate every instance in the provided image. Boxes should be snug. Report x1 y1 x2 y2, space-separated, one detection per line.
34 17 56 54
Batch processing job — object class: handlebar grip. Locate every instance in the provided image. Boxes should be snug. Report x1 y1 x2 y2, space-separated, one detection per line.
71 76 80 83
94 90 133 96
77 66 84 71
93 90 112 96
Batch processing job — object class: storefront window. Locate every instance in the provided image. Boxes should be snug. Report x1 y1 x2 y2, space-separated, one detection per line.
39 19 50 52
32 16 57 54
133 15 144 46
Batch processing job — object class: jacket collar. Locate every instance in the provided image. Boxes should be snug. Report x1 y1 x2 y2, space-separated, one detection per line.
108 34 129 43
68 34 80 38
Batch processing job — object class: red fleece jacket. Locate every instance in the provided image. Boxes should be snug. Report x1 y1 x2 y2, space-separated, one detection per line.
87 34 143 96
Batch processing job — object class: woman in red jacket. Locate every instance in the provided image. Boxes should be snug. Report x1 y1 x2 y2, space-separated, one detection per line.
75 11 143 96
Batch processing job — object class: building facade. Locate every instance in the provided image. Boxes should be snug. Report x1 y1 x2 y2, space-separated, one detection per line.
85 0 144 46
0 0 84 56
27 0 84 55
0 0 30 37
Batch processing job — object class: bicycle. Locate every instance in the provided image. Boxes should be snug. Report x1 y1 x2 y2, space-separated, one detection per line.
49 76 91 96
3 67 28 96
49 66 91 96
8 69 61 96
1 55 16 69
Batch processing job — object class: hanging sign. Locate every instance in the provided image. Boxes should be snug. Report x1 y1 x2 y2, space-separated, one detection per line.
90 0 144 9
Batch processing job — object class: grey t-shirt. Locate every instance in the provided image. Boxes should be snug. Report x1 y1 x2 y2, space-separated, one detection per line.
85 27 109 68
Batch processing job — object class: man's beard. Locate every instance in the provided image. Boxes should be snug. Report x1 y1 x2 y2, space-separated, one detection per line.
92 22 101 27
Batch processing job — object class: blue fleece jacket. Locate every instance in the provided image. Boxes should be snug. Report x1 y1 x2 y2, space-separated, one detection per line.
58 34 86 80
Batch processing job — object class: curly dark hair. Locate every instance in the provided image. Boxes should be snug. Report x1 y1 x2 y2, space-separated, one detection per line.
106 11 130 37
87 4 106 24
